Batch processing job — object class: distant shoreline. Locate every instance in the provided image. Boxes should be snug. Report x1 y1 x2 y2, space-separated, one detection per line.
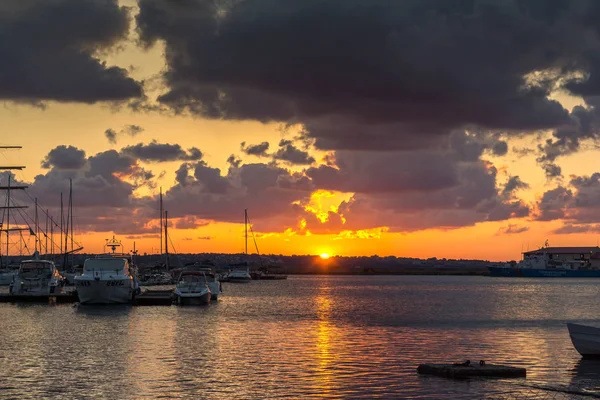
278 267 491 276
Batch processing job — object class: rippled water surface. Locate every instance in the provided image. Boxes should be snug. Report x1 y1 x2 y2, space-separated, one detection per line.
3 275 600 399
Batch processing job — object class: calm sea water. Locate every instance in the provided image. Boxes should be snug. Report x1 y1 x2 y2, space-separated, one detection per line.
2 275 600 399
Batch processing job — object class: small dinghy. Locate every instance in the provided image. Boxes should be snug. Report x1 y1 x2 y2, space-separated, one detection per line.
567 323 600 358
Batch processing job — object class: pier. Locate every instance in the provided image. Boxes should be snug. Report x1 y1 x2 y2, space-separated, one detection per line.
0 290 78 303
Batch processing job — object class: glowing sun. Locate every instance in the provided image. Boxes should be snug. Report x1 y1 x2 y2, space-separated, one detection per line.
320 253 330 259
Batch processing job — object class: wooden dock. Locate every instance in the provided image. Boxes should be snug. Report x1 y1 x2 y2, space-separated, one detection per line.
417 363 526 379
134 290 173 306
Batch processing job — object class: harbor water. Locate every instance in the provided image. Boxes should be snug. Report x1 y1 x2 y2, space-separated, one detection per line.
2 275 600 399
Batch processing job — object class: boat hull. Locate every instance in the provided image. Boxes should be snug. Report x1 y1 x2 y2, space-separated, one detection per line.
174 291 211 306
0 272 15 286
489 267 600 277
568 323 600 358
228 277 252 283
75 278 134 304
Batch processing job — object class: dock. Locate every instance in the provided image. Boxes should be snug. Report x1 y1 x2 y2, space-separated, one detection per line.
134 290 173 306
0 290 78 303
417 363 526 379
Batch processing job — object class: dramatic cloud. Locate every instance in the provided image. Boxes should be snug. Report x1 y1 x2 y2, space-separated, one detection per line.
122 141 203 162
162 161 313 225
41 145 86 170
241 141 270 157
0 0 142 103
273 140 315 165
105 125 144 145
536 186 573 221
136 0 600 136
300 141 529 233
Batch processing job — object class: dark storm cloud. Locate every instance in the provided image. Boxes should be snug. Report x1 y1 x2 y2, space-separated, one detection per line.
536 103 600 175
41 145 86 170
241 141 270 157
122 141 203 162
105 125 144 144
273 141 315 165
0 0 142 103
135 0 600 144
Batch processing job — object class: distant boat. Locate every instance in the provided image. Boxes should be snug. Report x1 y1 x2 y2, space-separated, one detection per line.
9 255 65 296
567 323 600 358
225 209 287 282
489 245 600 277
173 271 212 305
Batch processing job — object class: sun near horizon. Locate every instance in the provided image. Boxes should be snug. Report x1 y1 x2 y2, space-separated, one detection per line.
320 253 330 260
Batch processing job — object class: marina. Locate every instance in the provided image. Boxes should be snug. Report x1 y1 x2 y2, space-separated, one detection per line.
2 275 600 399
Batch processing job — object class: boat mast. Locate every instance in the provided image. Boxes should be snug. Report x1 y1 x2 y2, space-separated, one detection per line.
244 208 248 255
6 175 10 261
69 178 73 255
164 210 169 270
63 187 69 268
50 216 54 256
159 187 163 257
60 192 63 255
45 210 48 256
0 146 27 266
34 197 38 253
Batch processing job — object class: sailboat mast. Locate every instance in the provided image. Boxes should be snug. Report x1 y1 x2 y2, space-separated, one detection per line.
245 208 248 255
50 216 54 256
69 178 73 254
45 210 48 256
0 146 26 266
159 187 163 256
6 175 10 260
34 197 38 253
164 210 169 270
60 192 63 255
64 189 69 264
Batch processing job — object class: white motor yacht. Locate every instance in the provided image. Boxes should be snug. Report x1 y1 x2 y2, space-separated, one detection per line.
227 267 252 283
9 259 64 296
173 271 212 305
75 257 138 304
193 267 222 300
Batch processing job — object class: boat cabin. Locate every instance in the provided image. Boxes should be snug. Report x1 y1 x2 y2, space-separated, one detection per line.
83 258 129 274
523 247 600 263
18 260 60 280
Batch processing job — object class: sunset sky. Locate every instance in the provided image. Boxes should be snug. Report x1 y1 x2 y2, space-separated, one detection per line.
3 0 600 261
